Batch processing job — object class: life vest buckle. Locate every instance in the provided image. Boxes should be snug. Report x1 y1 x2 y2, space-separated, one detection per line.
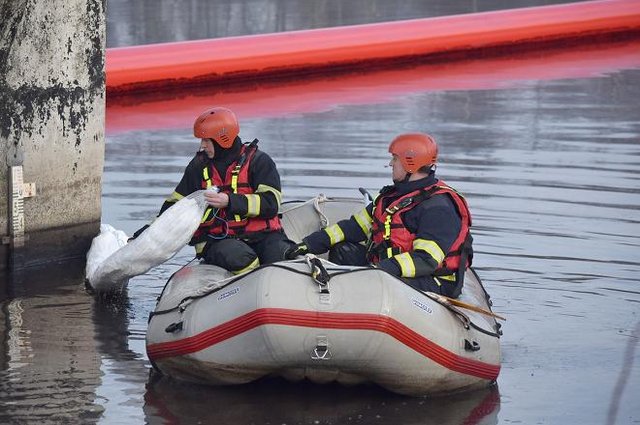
385 197 413 214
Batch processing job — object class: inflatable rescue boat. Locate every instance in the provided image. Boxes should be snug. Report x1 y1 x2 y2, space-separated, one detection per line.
146 195 502 396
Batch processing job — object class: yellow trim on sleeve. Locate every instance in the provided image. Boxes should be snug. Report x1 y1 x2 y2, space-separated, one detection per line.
323 223 345 246
394 252 416 278
256 184 283 206
353 208 373 236
245 194 261 217
413 239 445 264
166 191 184 203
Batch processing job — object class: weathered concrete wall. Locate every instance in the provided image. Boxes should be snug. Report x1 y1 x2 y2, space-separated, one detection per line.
0 0 105 270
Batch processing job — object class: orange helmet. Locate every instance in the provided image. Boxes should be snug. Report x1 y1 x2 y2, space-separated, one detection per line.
193 107 239 148
388 133 438 174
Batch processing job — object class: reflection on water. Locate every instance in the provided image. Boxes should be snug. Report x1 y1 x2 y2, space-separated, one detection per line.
2 0 640 424
145 377 500 424
0 262 103 424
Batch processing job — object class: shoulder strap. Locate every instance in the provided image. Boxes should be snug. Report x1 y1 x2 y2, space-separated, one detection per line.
236 138 259 169
384 185 441 215
229 139 259 193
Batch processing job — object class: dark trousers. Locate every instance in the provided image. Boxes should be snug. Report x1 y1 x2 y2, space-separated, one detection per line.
329 242 451 296
203 231 293 273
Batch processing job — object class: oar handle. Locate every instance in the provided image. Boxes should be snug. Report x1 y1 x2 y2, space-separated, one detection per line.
425 292 506 321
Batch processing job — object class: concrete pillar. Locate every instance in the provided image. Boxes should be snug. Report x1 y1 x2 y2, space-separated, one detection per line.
0 0 105 271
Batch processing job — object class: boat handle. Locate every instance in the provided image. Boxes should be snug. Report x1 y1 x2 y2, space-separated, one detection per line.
165 321 183 333
311 336 332 360
464 339 480 352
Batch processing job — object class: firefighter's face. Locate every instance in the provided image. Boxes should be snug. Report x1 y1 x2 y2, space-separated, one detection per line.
200 138 215 159
390 155 407 183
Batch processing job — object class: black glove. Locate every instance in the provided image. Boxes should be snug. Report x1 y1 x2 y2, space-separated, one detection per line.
129 224 150 241
284 242 309 260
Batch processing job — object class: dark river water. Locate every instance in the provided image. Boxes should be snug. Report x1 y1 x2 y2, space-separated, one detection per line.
2 1 640 424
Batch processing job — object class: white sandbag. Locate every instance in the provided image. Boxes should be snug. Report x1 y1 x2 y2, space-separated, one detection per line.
85 224 129 282
86 190 209 293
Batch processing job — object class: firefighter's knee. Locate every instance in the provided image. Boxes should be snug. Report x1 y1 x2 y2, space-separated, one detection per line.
203 239 259 273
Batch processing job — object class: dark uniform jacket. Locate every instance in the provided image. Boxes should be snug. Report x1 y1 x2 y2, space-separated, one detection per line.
159 137 282 224
304 173 467 279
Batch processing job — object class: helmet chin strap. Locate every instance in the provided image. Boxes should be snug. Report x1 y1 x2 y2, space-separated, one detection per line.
396 165 436 184
392 172 412 184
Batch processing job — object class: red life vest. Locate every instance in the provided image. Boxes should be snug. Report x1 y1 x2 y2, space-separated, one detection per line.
368 180 472 276
193 143 282 239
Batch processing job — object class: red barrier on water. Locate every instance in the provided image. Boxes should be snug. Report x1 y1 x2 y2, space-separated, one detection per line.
106 0 640 94
106 38 640 135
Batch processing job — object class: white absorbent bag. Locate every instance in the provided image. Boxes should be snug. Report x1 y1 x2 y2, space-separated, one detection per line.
86 190 209 293
85 224 129 282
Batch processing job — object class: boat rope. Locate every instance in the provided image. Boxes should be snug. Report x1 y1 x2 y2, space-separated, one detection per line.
148 262 501 338
313 193 329 228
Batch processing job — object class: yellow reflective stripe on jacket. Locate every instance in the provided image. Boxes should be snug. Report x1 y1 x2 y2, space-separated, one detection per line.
166 191 184 203
230 164 240 193
256 184 282 206
202 167 212 189
383 215 392 239
413 239 445 264
231 165 241 221
194 242 207 255
323 223 345 246
245 194 261 217
353 207 373 236
433 275 455 287
394 252 416 278
231 175 239 192
201 207 213 223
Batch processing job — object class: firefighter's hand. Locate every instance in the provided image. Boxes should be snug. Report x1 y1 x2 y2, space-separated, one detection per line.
284 243 309 260
204 191 229 208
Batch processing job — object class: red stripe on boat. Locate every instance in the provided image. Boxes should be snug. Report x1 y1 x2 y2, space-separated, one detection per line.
147 308 500 380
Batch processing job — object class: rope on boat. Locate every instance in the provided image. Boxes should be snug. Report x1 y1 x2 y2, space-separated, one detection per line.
313 193 329 228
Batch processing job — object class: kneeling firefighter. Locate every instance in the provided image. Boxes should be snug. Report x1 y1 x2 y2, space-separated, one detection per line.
133 107 292 274
285 133 473 298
